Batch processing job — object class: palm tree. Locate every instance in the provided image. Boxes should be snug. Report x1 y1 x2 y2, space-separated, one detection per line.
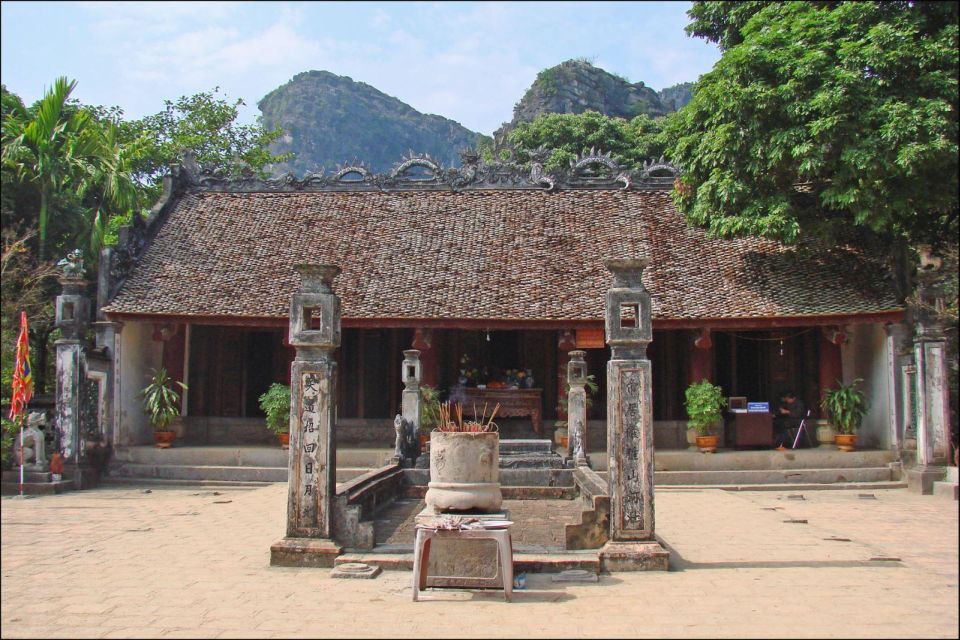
82 121 151 254
1 77 100 260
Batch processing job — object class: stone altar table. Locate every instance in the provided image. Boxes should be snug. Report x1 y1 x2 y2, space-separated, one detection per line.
412 521 514 602
462 388 543 436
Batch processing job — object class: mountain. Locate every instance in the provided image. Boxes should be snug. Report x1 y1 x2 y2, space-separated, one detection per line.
258 70 485 175
494 59 689 139
657 82 694 112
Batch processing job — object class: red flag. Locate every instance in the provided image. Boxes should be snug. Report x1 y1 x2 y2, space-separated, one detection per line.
9 311 33 422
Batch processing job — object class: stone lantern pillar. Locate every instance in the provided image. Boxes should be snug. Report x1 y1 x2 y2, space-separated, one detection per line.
906 248 952 493
566 350 589 466
599 258 668 571
393 349 422 464
54 270 94 487
271 264 343 567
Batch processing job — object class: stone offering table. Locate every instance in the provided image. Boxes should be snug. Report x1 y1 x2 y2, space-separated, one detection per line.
412 520 514 602
463 388 543 436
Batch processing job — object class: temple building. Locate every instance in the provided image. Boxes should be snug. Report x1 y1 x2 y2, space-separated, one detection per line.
86 151 914 457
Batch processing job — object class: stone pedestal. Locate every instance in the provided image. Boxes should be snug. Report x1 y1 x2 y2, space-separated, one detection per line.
414 507 511 588
271 264 343 568
907 465 946 496
566 350 590 466
602 258 668 570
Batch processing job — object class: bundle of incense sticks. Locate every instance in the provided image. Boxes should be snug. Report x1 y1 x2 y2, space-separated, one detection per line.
437 401 500 432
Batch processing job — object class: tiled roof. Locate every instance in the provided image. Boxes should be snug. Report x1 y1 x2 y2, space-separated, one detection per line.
103 189 901 322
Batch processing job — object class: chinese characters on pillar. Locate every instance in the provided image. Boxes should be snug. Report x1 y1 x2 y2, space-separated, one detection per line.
618 369 645 530
298 371 323 527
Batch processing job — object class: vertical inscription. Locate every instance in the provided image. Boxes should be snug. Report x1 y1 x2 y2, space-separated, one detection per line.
618 369 645 530
298 371 323 529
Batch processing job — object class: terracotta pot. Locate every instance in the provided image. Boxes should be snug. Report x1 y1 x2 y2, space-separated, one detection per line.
153 430 176 449
425 431 502 512
419 433 430 450
277 433 290 448
835 433 857 452
696 434 720 453
559 436 569 450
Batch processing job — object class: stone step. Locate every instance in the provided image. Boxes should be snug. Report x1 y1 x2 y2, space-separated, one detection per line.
335 550 600 574
591 449 896 472
111 446 395 468
1 479 75 496
650 466 893 485
2 470 55 483
107 462 374 484
658 480 908 492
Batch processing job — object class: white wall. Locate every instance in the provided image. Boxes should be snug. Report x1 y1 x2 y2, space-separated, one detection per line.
115 321 163 446
841 323 891 449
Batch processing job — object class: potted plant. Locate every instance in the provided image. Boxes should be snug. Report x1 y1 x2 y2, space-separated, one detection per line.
142 368 187 448
258 383 291 447
424 401 502 513
684 380 727 453
419 385 442 449
822 379 868 452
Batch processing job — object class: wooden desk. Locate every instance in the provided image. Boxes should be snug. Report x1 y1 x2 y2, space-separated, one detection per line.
462 388 543 436
731 412 773 447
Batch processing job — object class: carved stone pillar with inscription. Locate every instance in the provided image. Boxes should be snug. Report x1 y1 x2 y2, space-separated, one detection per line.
270 264 343 567
599 258 668 571
566 350 589 466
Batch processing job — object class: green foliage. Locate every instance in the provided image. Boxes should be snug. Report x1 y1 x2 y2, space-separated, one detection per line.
1 77 102 260
670 1 959 249
508 111 673 171
822 379 869 435
684 380 727 435
0 417 16 466
420 385 442 434
557 374 600 415
126 87 288 193
141 367 186 431
258 383 291 435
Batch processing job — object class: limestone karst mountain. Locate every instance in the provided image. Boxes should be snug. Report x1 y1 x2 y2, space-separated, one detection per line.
258 70 485 176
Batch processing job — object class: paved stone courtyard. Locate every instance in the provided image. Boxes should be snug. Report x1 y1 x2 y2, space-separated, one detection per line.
2 484 957 639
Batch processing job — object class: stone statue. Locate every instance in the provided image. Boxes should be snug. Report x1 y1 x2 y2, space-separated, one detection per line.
393 414 420 466
12 411 47 471
56 249 85 279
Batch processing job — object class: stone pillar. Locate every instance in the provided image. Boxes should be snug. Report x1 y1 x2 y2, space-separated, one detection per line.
412 329 438 389
54 273 97 488
566 350 589 466
556 330 577 420
907 249 951 494
271 264 343 567
884 323 910 457
599 258 668 571
687 328 714 385
393 349 422 464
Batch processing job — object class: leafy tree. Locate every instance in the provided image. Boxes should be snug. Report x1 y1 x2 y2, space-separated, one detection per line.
1 78 101 260
668 2 958 256
124 88 288 199
507 110 673 172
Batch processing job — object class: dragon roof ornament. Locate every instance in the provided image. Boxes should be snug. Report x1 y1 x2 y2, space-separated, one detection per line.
179 146 680 194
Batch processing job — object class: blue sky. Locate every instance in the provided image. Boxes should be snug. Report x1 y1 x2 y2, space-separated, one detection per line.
1 1 721 134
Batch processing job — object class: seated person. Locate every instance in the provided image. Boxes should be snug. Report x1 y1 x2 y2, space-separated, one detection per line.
773 391 806 449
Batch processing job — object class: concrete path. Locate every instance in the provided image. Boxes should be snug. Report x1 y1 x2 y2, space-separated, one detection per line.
2 484 957 638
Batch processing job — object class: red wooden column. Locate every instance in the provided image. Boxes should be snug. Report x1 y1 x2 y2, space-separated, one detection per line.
687 328 715 385
556 330 577 419
156 323 186 384
818 326 845 412
412 328 438 388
